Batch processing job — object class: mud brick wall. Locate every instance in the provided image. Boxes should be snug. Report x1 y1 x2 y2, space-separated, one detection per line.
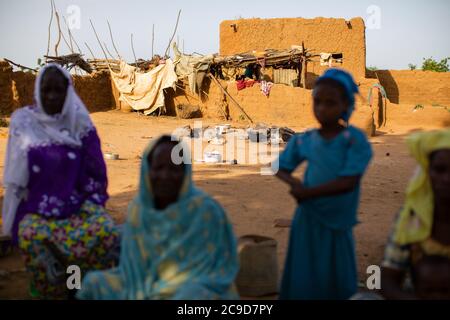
373 70 450 106
0 60 14 115
72 71 113 112
220 17 366 80
0 63 114 115
164 78 229 119
11 71 36 108
199 80 376 135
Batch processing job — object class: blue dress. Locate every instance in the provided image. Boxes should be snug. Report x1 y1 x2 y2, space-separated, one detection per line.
77 136 239 300
277 126 373 300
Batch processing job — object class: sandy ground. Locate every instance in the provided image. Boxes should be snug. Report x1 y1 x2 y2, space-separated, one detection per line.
0 109 446 299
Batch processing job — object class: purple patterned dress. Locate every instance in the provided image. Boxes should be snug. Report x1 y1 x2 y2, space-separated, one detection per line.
15 128 120 299
2 64 120 299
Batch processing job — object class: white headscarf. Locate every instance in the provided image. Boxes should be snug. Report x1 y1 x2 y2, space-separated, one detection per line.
2 63 93 235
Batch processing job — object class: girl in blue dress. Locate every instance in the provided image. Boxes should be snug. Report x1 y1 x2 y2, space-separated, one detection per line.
276 69 373 299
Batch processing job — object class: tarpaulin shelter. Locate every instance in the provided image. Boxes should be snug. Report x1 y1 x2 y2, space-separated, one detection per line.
173 43 214 96
110 59 178 115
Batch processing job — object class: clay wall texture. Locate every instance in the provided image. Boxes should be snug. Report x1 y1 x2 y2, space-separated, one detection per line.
0 62 113 115
220 17 367 80
372 70 450 105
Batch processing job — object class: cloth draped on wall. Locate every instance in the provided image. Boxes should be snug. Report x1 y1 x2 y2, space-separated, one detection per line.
260 81 274 97
236 79 256 91
173 43 214 96
320 53 343 67
110 59 178 115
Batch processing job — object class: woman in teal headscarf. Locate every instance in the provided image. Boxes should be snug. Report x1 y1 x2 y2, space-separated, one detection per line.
275 69 373 299
77 135 239 300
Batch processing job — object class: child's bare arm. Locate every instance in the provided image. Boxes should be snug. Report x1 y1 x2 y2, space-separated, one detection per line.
290 176 360 201
275 169 302 188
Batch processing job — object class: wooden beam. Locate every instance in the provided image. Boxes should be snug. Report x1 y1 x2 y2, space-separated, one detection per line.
208 73 253 124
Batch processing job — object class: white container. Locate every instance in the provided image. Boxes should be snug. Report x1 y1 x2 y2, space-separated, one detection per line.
215 124 231 136
204 151 222 163
104 152 119 160
210 137 225 145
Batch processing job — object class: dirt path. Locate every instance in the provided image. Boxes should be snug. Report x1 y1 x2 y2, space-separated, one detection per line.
0 110 440 299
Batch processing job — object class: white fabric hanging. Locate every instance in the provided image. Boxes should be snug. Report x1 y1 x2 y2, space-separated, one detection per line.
1 63 93 236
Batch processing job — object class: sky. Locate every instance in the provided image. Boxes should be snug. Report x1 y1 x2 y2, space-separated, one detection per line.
0 0 449 70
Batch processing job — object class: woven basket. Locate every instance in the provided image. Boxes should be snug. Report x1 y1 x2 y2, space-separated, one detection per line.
236 234 279 297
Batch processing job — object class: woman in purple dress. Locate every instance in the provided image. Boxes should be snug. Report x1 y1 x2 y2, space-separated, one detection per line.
1 64 119 299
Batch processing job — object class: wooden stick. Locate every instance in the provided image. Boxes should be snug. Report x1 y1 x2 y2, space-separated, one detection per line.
51 0 73 55
151 24 155 58
53 7 73 55
174 81 227 119
70 32 82 55
89 19 109 61
107 20 121 59
208 73 253 124
4 58 38 72
63 15 82 54
84 42 96 60
53 0 62 56
164 9 181 57
103 42 115 60
131 33 137 66
50 1 73 55
46 0 54 62
300 42 306 88
68 25 73 51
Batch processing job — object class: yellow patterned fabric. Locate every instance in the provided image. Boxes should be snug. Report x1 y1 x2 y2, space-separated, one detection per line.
394 129 450 245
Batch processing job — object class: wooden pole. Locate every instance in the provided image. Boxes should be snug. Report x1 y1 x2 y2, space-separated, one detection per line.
4 58 38 72
89 19 109 61
131 33 137 66
209 73 253 124
151 24 155 58
84 42 96 60
164 9 181 57
53 2 62 56
51 1 73 56
107 20 122 59
103 42 115 60
46 0 54 62
300 42 307 88
63 15 82 54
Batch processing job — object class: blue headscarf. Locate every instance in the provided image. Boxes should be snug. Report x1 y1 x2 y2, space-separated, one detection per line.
316 68 359 122
77 136 239 300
